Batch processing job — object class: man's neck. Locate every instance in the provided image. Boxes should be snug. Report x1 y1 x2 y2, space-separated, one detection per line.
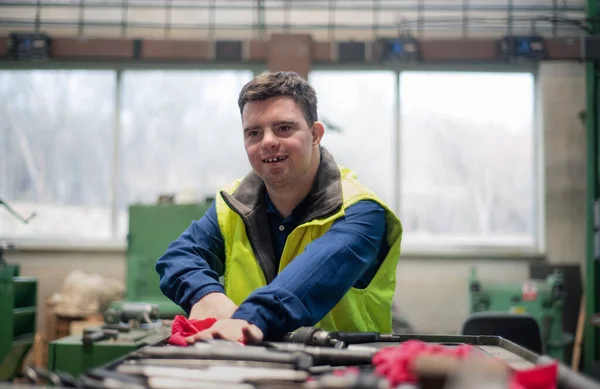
267 152 320 219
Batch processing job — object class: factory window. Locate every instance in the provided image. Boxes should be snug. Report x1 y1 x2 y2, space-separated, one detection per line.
0 70 116 241
309 70 395 207
399 71 536 248
118 70 254 238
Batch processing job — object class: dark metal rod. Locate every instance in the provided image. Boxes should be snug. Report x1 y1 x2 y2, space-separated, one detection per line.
372 0 379 39
328 0 335 41
121 0 128 37
284 0 291 33
134 346 314 370
417 0 424 36
462 0 469 38
165 0 171 38
256 0 265 39
208 0 215 40
78 0 85 37
507 0 514 36
0 200 35 224
34 0 40 32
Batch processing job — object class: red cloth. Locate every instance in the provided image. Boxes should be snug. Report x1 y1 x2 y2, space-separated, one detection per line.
372 340 557 389
511 363 557 389
373 340 475 384
168 315 217 346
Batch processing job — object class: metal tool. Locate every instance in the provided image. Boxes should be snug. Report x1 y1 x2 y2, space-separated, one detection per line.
134 344 314 370
122 357 296 370
283 327 402 348
103 302 161 330
82 328 120 345
117 364 308 382
262 343 376 366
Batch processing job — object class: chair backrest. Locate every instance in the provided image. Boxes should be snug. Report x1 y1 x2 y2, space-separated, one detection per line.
461 312 543 354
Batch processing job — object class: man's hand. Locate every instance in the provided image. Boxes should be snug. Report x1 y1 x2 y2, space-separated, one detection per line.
189 292 238 320
185 318 264 344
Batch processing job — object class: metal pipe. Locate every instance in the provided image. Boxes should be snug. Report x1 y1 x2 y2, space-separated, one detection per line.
0 1 586 12
122 358 296 370
393 70 401 217
110 69 122 239
462 0 469 38
584 0 599 374
165 0 171 38
134 345 314 370
78 0 85 37
0 17 587 33
116 364 309 382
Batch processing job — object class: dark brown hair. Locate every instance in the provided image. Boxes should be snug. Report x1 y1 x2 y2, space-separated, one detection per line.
238 71 318 126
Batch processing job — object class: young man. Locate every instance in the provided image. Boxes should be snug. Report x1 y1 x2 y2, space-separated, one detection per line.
156 71 402 344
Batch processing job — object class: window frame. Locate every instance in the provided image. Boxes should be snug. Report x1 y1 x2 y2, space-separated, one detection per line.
0 61 544 257
310 63 543 257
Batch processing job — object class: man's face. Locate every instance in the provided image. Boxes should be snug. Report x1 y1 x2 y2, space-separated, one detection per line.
242 96 320 189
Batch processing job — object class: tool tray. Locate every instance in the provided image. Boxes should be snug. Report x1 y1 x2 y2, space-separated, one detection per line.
70 332 600 389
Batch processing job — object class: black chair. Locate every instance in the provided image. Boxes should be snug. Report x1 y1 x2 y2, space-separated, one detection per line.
460 312 543 354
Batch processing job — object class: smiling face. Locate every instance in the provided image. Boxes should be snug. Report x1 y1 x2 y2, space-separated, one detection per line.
242 96 323 190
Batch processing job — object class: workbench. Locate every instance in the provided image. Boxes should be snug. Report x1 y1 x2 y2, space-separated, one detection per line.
16 328 600 389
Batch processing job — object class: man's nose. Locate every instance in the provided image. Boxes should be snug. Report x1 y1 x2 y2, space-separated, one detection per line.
261 129 279 148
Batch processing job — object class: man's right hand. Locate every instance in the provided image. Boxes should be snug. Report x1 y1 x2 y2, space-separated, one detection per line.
189 292 238 320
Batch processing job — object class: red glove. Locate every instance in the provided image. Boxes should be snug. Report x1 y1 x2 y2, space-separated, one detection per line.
168 315 217 346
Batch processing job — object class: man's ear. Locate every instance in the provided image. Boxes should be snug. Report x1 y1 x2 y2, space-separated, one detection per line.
312 121 325 146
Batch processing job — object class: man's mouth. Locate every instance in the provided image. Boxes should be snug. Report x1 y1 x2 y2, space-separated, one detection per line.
262 156 288 163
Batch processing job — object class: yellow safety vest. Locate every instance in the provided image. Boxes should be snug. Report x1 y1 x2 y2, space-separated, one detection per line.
215 150 402 334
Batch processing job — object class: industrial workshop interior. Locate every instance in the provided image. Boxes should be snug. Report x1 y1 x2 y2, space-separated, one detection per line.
2 0 600 388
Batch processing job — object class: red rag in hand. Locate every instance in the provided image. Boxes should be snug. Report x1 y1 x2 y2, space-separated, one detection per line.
168 314 217 346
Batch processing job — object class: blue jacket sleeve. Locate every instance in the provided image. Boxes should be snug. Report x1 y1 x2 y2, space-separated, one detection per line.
155 201 226 314
231 200 388 340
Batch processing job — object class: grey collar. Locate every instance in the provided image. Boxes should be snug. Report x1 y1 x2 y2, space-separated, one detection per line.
220 146 343 223
219 146 343 282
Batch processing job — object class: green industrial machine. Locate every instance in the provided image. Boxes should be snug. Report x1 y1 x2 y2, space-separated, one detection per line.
48 325 170 378
468 267 570 362
585 0 600 375
0 242 37 381
112 200 213 317
48 200 212 377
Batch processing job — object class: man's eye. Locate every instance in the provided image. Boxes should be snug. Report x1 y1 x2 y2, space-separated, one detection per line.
248 131 259 137
278 126 291 131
